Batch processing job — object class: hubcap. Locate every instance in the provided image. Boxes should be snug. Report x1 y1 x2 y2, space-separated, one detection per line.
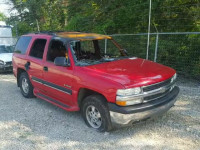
22 78 29 94
86 105 102 129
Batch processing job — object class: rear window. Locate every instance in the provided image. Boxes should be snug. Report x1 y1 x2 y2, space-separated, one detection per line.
14 36 32 54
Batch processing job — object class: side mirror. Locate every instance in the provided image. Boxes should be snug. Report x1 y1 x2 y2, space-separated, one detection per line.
54 57 70 67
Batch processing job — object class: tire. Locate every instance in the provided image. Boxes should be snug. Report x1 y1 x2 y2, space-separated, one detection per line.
81 95 112 132
19 72 34 98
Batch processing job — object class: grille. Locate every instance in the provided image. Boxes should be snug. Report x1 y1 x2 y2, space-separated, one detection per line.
5 61 12 66
143 88 171 102
142 77 175 103
143 77 172 92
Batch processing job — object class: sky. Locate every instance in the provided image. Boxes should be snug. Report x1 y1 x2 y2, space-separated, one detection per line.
0 0 15 17
0 0 17 25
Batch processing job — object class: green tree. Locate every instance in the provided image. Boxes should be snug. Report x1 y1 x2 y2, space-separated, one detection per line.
0 13 6 21
66 0 199 33
7 0 67 35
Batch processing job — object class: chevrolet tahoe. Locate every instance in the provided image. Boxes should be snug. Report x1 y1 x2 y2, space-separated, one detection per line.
12 32 179 132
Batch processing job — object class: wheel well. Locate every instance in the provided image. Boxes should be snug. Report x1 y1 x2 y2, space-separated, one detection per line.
17 68 26 87
78 88 107 107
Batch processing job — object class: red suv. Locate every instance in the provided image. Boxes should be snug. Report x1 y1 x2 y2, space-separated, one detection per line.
13 32 179 132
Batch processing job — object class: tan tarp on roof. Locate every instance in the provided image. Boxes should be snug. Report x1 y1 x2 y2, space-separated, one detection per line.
56 32 112 41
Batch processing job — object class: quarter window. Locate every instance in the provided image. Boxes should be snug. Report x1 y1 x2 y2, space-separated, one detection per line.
14 36 32 54
29 39 46 59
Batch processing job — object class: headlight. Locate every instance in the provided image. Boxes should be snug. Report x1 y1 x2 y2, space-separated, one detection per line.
171 73 177 83
117 87 141 96
116 87 142 106
0 60 5 65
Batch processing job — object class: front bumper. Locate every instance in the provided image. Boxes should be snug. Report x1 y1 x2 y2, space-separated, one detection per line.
108 86 179 127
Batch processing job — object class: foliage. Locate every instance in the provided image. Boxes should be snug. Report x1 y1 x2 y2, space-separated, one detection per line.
6 0 199 34
66 0 200 33
7 0 67 34
5 0 200 78
0 13 6 21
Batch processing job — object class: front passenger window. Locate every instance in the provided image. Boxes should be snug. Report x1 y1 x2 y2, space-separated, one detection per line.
47 40 67 62
29 39 46 59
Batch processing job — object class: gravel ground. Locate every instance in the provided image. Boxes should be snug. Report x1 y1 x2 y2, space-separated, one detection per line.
0 73 199 150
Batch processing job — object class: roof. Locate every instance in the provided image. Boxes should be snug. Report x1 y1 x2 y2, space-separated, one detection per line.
25 31 112 41
55 32 112 41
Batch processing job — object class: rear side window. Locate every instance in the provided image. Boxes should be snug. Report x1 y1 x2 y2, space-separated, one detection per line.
29 39 46 59
14 36 32 54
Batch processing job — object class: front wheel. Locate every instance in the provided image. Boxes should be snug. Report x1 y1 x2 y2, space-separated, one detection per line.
81 95 112 132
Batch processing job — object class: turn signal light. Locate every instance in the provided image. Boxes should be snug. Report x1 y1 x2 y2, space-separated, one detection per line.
116 101 126 106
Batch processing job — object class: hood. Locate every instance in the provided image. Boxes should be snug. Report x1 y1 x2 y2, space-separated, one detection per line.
85 58 176 88
0 53 13 62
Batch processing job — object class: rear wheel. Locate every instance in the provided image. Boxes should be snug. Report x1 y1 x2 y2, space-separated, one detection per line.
81 95 112 132
19 72 34 98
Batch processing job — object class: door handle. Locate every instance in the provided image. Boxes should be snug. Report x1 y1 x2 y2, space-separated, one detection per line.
43 66 48 71
25 61 30 71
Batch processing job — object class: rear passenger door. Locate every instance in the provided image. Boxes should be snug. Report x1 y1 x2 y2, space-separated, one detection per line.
27 38 48 93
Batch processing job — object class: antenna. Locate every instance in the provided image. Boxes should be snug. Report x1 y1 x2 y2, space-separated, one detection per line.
146 0 152 60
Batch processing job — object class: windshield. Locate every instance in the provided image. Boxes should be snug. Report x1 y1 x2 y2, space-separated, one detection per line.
70 39 128 66
0 45 14 53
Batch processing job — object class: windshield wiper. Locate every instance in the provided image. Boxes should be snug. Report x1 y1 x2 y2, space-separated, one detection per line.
99 58 115 62
76 59 102 66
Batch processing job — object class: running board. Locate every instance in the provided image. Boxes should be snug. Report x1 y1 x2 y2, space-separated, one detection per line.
37 93 70 109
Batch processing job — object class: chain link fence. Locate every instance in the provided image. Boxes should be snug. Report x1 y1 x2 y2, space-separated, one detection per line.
0 34 199 94
111 32 200 94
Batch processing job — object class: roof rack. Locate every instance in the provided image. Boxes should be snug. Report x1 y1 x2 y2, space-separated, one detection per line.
34 30 72 35
34 31 56 35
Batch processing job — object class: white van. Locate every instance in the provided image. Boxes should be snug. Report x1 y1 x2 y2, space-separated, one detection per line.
0 25 14 72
